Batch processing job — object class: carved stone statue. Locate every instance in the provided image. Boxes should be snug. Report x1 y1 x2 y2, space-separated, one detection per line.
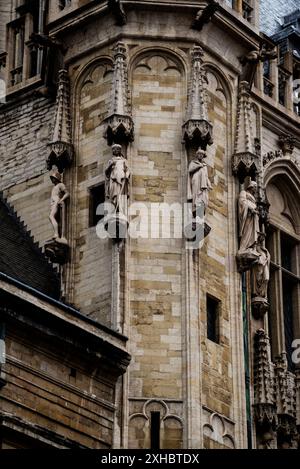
238 181 260 252
105 144 130 216
252 233 270 299
237 180 260 271
45 171 70 264
251 233 270 318
49 171 69 240
187 148 212 216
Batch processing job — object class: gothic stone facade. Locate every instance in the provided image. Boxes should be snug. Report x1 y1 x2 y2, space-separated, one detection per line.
0 0 299 449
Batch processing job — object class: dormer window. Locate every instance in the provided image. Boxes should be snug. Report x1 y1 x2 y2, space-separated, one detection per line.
263 59 274 97
242 0 253 23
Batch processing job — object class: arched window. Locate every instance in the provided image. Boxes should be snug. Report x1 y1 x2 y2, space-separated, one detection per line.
266 175 300 371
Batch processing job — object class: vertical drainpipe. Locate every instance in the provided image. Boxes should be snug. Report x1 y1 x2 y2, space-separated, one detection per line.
242 272 252 448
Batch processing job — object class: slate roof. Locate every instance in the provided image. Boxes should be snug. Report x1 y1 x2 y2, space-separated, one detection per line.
260 0 300 37
0 192 60 299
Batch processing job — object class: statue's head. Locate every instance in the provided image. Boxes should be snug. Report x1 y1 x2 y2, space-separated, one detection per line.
112 144 122 156
50 171 62 185
247 180 257 194
196 149 207 161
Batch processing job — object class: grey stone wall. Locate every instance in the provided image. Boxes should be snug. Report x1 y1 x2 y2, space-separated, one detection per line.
0 96 54 190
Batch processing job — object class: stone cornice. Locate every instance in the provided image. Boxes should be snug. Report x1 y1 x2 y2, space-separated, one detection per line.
48 0 261 51
0 276 131 375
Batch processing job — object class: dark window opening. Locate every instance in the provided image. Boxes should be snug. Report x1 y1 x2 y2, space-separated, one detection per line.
242 1 253 22
150 412 160 450
207 295 220 344
278 70 289 106
282 274 295 371
280 232 296 273
89 183 105 227
70 368 77 378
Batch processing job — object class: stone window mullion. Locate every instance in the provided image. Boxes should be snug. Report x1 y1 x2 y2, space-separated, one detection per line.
22 13 34 83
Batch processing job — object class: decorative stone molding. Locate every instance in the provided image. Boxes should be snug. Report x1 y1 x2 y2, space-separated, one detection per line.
263 149 300 171
232 81 259 181
278 134 296 156
253 330 277 448
275 354 296 418
202 407 235 449
128 399 183 449
274 353 298 448
253 332 274 405
47 69 74 173
103 42 134 146
182 46 213 151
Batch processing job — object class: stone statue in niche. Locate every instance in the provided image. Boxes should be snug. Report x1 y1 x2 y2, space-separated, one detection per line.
104 144 131 239
185 148 212 242
187 148 212 216
49 171 70 240
237 180 260 271
45 171 70 264
251 232 270 319
105 144 130 214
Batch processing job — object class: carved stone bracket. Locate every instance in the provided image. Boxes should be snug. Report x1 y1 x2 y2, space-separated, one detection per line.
251 297 269 320
236 250 259 273
44 238 69 265
47 69 74 173
103 42 134 146
183 46 213 151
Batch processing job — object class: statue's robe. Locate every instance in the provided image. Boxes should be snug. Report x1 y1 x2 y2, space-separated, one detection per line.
238 189 259 253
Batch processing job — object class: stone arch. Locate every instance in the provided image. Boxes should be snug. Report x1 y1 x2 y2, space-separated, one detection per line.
128 399 183 449
203 412 235 449
73 57 114 145
203 61 233 105
128 45 187 80
264 159 300 235
66 56 114 323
